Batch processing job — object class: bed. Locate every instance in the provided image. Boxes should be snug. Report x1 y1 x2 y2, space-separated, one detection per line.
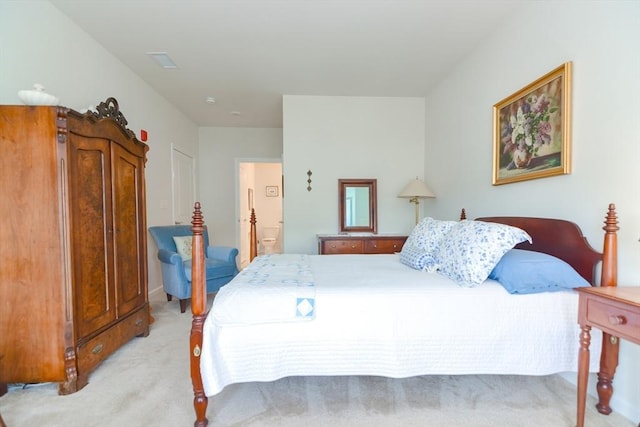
188 203 620 427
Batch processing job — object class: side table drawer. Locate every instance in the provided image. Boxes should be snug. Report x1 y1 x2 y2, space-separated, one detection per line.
364 238 406 254
320 239 364 254
586 298 640 342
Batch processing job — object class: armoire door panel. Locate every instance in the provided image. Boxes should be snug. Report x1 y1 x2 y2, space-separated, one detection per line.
0 106 68 382
68 135 116 338
111 143 146 316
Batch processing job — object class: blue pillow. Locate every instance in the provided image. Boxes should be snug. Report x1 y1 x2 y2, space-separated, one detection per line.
489 249 591 294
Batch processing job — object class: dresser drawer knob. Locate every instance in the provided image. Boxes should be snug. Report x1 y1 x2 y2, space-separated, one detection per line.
608 315 626 325
92 343 104 354
135 318 143 326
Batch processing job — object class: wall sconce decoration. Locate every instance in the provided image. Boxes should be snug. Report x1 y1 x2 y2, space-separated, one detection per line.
307 170 312 192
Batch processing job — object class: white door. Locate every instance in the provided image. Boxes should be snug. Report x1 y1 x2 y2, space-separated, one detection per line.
171 144 196 225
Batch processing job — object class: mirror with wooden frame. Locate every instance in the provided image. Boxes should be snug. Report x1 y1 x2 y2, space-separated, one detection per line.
338 179 377 234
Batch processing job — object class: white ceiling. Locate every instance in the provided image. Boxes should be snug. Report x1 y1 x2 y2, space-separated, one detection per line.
50 0 530 128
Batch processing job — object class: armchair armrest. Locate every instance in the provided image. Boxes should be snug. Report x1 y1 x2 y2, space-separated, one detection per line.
157 248 184 265
207 246 239 263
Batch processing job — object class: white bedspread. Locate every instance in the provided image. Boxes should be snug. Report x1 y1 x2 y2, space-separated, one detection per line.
212 254 316 325
201 254 601 396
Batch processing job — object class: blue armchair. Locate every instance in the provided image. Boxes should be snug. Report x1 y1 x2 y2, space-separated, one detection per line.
148 225 239 313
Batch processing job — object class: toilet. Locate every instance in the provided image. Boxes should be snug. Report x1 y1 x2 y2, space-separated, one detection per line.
261 225 281 254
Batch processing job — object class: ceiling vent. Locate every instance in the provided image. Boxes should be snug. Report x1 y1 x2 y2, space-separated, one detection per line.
147 52 178 69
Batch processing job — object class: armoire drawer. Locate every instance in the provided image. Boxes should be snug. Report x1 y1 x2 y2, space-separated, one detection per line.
76 306 149 376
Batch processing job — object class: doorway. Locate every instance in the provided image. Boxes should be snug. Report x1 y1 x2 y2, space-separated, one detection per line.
237 159 283 269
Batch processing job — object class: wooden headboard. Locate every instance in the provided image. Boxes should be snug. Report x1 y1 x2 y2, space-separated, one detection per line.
476 204 618 286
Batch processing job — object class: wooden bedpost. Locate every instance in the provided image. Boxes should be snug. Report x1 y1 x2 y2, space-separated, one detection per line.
459 208 466 220
190 202 209 427
250 208 257 261
600 203 618 288
595 203 620 415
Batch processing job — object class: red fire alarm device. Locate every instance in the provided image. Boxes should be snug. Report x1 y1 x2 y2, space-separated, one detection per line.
140 129 148 142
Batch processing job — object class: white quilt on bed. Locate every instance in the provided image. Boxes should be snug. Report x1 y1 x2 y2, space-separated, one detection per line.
201 254 601 396
212 254 316 324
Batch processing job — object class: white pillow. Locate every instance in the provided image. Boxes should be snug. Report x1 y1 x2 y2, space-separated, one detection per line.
403 217 458 254
434 220 532 288
172 236 193 260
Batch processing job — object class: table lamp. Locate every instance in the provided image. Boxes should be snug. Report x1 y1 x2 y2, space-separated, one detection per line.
398 177 436 224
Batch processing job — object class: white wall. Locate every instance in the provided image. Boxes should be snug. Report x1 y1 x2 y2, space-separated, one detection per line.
197 127 283 249
283 95 426 254
425 1 640 421
0 1 200 293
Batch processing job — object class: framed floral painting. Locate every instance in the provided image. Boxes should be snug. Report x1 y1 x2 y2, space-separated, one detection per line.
493 62 572 185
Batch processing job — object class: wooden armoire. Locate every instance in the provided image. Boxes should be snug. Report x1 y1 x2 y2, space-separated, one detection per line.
0 98 150 395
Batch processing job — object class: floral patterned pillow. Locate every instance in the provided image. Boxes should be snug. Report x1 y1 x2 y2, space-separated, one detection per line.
399 245 440 272
172 236 193 260
402 217 458 255
434 220 532 288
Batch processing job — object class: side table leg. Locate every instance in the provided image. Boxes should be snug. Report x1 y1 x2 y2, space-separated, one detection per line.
596 332 619 415
577 324 591 427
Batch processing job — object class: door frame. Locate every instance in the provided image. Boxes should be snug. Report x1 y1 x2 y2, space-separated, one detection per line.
235 157 282 268
171 143 197 225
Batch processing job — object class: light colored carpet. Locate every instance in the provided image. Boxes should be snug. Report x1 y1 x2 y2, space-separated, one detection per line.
0 291 635 427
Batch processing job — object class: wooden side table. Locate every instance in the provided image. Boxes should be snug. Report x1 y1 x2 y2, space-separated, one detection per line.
576 286 640 427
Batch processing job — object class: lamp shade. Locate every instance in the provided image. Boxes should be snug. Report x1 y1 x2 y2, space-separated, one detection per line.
398 177 435 199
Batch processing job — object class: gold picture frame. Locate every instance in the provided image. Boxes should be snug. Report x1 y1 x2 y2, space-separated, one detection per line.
492 62 572 185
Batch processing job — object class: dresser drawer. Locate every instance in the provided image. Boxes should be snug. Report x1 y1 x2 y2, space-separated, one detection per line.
364 238 406 254
585 298 640 342
318 235 408 255
320 239 364 254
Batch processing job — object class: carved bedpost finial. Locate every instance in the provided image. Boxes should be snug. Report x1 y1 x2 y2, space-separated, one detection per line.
603 203 619 234
192 202 204 235
600 203 618 288
460 208 467 221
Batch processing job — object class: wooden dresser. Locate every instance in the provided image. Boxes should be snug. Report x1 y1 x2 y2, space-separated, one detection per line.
318 234 407 255
0 98 150 395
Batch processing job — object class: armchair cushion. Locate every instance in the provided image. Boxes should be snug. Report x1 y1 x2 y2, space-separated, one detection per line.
183 257 239 282
172 236 193 260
